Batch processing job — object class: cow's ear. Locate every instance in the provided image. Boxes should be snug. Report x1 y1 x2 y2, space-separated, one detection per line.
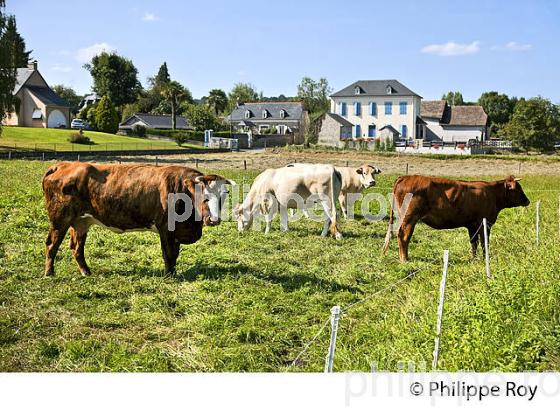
356 167 363 175
504 176 517 190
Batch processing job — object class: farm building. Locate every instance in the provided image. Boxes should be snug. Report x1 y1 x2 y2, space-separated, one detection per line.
119 113 192 134
2 61 71 129
421 100 488 143
226 101 307 145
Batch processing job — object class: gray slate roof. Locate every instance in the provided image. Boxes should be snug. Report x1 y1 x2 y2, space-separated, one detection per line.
14 68 34 95
27 85 69 107
120 113 191 129
331 80 421 98
326 112 353 127
228 102 304 121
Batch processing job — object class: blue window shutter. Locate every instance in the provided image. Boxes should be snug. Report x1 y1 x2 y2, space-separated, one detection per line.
400 102 407 115
401 125 407 138
385 102 392 115
341 102 347 116
355 124 361 137
370 102 377 116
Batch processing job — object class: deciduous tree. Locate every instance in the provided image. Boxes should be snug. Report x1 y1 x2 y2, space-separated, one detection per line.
185 104 219 131
52 84 82 114
297 77 331 114
95 96 119 134
228 83 259 108
478 91 515 134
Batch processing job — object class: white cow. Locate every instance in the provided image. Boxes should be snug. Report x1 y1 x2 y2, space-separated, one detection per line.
234 164 343 239
286 163 381 218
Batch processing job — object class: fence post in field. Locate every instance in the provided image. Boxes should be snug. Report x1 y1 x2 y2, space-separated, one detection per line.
483 218 491 279
324 305 341 373
8 151 11 160
536 200 541 245
156 156 159 166
244 160 247 170
77 154 80 162
406 163 409 175
345 160 349 167
42 153 45 161
432 250 449 371
195 158 199 168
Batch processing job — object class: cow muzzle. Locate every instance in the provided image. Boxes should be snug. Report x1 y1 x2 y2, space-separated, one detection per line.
204 216 221 226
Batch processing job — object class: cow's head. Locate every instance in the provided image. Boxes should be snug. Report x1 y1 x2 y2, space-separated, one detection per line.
189 175 236 226
233 203 253 232
356 164 381 189
503 175 530 208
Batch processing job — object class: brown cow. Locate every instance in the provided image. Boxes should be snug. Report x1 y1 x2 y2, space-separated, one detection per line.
42 162 234 276
383 175 530 261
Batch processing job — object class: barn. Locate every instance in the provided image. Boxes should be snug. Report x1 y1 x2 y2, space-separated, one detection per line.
2 61 71 129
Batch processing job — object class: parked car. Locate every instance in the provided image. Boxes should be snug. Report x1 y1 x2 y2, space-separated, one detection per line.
71 119 89 130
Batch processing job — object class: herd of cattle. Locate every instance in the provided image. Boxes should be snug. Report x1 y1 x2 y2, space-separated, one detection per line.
42 161 530 276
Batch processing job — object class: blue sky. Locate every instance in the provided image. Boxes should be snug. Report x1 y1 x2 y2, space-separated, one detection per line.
7 0 560 102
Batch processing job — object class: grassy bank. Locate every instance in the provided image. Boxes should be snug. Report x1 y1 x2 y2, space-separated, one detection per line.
0 127 204 151
0 160 559 371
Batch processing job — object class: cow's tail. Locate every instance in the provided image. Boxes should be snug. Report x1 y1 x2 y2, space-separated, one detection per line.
329 168 341 238
382 186 396 254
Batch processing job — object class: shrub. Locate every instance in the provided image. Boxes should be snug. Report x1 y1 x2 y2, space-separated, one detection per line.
68 132 91 144
95 96 119 134
132 124 147 137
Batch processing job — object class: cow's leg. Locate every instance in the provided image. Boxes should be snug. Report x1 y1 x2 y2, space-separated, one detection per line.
45 222 70 276
339 193 348 219
69 224 92 276
468 225 480 257
279 204 289 232
396 196 425 262
320 198 342 240
159 232 180 274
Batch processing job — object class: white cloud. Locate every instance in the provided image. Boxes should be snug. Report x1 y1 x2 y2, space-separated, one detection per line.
142 12 159 21
421 41 480 56
51 64 73 72
76 42 116 63
505 41 532 51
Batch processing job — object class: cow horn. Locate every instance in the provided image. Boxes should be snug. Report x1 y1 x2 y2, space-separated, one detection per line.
194 176 205 183
514 178 522 182
227 179 237 186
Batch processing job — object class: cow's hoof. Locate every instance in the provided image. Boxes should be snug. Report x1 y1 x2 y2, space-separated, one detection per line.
335 232 343 240
44 270 54 277
80 270 92 276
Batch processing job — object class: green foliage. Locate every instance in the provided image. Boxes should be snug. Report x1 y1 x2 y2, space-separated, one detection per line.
185 103 220 131
51 84 82 114
501 97 560 152
86 103 98 129
478 91 516 134
2 15 31 67
297 77 331 114
95 96 119 134
1 161 559 371
228 83 259 108
84 52 141 108
67 131 91 144
159 80 192 129
442 91 465 106
207 89 228 115
0 4 18 135
154 62 170 87
132 124 146 138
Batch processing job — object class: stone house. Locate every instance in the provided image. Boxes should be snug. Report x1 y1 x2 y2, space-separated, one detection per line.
421 100 488 143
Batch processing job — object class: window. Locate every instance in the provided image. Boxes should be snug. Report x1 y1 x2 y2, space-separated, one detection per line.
354 102 361 116
354 86 361 95
368 125 376 138
259 125 269 133
354 124 361 138
279 109 286 119
400 124 408 138
369 102 377 116
244 110 251 119
277 125 286 134
399 102 407 115
262 110 268 119
386 85 393 94
32 109 42 119
384 102 392 115
340 102 347 116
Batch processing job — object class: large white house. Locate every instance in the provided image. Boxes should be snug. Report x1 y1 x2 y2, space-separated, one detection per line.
326 80 423 142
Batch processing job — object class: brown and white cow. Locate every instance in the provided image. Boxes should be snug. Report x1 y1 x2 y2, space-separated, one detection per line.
383 175 530 262
42 162 234 276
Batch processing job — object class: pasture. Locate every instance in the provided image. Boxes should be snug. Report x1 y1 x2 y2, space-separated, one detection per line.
0 159 559 372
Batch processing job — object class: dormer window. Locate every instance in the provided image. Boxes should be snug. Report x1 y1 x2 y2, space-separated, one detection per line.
279 109 286 119
262 110 268 119
354 86 361 95
386 85 393 94
244 110 251 119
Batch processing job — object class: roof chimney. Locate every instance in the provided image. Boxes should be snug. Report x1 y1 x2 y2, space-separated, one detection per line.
27 60 37 71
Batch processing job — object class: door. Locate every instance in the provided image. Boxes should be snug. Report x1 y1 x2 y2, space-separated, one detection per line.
47 109 67 128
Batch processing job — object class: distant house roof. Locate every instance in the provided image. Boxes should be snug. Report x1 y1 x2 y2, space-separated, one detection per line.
119 113 191 130
379 124 400 135
445 106 488 126
15 67 34 95
326 112 353 127
228 101 304 122
420 100 447 120
27 85 69 107
421 100 488 127
331 80 421 98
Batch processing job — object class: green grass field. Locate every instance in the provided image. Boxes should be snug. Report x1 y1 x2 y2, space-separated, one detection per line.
0 127 204 151
0 160 559 372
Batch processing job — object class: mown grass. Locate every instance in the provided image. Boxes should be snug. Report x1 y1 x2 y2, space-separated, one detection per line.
0 160 559 372
0 127 203 151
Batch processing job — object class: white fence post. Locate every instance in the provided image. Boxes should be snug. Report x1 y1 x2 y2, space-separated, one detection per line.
483 218 491 279
536 200 541 245
432 250 449 371
324 305 341 373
